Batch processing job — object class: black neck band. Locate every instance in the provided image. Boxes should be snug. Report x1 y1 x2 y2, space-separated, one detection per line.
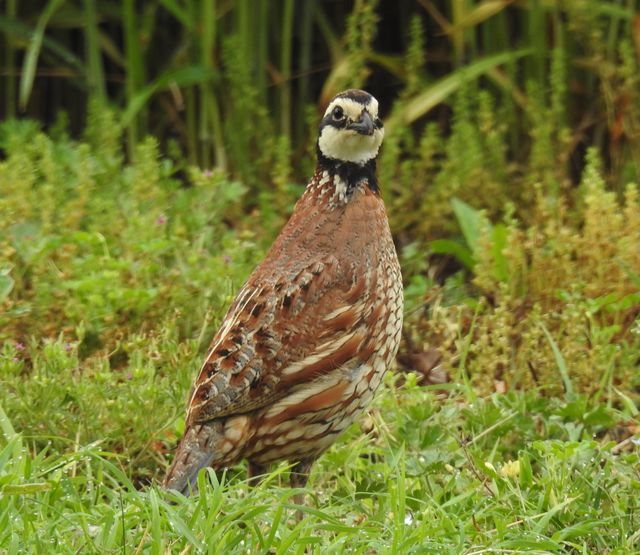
316 146 379 193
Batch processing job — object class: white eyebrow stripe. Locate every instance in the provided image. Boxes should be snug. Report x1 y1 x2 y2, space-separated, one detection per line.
367 97 379 118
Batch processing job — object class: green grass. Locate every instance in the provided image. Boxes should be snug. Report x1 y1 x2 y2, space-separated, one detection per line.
1 375 639 552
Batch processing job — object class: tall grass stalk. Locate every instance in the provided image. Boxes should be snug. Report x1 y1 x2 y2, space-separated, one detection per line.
3 0 17 118
18 0 65 110
527 0 546 87
256 0 269 104
280 0 295 137
184 1 198 164
123 0 144 159
199 0 215 168
295 0 314 143
236 0 251 83
83 0 106 103
450 0 467 65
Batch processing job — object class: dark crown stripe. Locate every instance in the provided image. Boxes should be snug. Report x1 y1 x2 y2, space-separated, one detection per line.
334 89 373 104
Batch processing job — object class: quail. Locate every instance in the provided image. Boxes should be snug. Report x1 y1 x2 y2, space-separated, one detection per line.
163 89 403 497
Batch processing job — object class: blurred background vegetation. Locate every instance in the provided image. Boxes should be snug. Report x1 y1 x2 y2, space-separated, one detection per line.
1 0 639 483
3 0 639 178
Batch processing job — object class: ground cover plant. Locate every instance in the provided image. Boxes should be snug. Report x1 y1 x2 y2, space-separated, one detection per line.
1 1 640 553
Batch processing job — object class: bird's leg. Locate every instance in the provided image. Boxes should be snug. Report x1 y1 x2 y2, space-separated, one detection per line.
290 458 315 511
247 461 268 487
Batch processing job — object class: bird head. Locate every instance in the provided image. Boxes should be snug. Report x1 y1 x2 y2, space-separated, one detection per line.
317 89 384 166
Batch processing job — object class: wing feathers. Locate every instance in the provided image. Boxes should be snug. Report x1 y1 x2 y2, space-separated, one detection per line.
186 257 366 424
280 330 364 383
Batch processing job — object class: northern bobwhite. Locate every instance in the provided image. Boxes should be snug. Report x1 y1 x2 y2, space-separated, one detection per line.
163 89 403 496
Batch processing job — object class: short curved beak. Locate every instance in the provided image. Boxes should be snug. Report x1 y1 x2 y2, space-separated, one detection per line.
346 111 374 136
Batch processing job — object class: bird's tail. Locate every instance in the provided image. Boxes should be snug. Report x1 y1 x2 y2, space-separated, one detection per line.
162 421 224 496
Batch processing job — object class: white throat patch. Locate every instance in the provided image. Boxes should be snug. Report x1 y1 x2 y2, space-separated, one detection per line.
318 126 384 164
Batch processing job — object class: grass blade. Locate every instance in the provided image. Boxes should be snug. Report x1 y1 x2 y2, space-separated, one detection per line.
18 0 66 110
199 0 215 168
83 0 106 102
540 323 575 400
446 0 513 34
451 197 486 255
3 0 17 117
0 404 17 440
0 14 84 72
123 0 144 156
121 65 216 127
280 0 295 137
158 0 190 28
386 48 532 129
429 239 475 270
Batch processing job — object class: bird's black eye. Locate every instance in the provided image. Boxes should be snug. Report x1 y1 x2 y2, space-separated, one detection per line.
332 106 345 121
